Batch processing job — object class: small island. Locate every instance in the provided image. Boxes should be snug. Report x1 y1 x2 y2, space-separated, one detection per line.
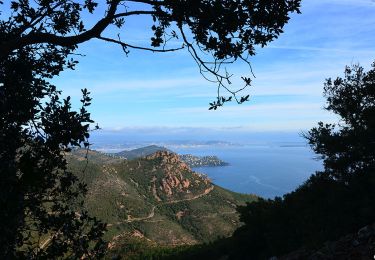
179 154 229 167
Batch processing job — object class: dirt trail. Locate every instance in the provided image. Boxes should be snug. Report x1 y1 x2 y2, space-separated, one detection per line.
164 185 214 205
108 185 214 225
107 206 156 227
125 205 156 222
40 237 51 250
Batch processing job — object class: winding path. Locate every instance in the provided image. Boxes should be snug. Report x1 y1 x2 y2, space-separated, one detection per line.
108 185 214 225
125 205 156 222
164 185 214 205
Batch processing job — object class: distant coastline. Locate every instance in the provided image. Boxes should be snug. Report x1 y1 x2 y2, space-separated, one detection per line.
101 145 229 168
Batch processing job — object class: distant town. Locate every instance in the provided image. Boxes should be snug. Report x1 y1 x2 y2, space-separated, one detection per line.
179 154 229 167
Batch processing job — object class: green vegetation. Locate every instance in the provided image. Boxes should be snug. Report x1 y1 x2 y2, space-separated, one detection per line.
1 0 302 257
165 62 375 259
6 0 373 258
112 146 229 167
68 150 257 258
114 145 171 160
0 18 106 260
67 61 375 259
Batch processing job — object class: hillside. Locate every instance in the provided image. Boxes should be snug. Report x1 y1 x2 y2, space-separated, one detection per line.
114 145 170 159
279 223 375 259
67 150 257 252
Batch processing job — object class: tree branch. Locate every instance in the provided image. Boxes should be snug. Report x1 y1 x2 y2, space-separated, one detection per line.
112 10 156 19
97 35 184 53
0 0 121 58
125 0 166 6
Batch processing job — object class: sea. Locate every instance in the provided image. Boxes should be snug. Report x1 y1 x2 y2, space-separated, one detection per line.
172 144 323 199
91 131 324 199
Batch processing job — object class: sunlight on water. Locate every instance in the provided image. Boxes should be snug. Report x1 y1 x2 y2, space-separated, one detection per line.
174 145 323 199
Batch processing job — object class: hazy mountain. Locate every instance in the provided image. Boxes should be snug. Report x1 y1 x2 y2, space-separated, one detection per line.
111 145 229 167
114 145 171 159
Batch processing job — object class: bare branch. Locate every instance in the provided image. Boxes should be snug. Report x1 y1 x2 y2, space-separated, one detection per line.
97 35 184 53
178 25 252 108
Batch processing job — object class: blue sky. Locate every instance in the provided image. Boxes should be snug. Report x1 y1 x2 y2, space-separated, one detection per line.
53 0 375 135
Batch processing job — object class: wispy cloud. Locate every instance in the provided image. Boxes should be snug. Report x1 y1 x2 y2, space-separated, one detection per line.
268 45 375 56
309 0 375 7
54 0 375 132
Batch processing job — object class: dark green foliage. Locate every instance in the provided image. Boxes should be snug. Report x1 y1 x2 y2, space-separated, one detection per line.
0 0 301 59
167 62 375 260
305 63 375 182
0 50 107 258
0 0 301 105
106 237 195 260
229 172 375 259
1 0 301 257
217 62 375 259
106 235 238 260
0 14 106 260
67 151 257 253
158 0 301 58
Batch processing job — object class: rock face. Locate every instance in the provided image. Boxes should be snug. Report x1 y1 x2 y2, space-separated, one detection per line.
111 146 228 168
68 149 258 248
279 223 375 260
146 151 210 200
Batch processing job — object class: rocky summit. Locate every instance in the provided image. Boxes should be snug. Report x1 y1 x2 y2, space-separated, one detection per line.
67 149 257 250
145 151 212 200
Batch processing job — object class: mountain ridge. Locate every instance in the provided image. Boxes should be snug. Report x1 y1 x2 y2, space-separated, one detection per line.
110 145 229 167
113 145 171 160
67 149 257 251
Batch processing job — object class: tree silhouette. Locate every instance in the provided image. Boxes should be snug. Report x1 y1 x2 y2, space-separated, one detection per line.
211 62 375 259
0 0 301 257
0 0 301 107
305 63 375 182
0 49 106 258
